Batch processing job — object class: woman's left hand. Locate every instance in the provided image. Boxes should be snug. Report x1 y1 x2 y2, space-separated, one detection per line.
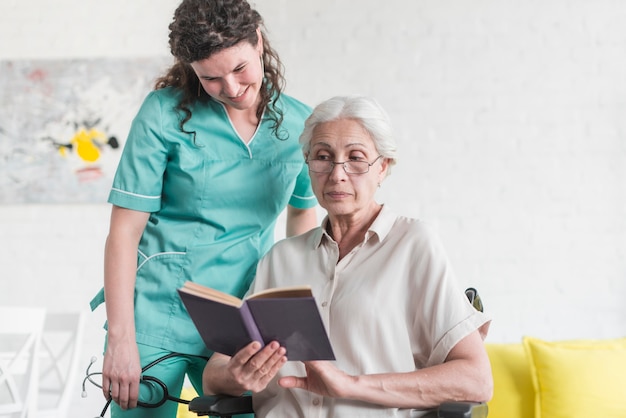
278 361 355 398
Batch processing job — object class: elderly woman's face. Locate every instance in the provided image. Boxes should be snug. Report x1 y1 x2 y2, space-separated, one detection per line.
307 118 387 218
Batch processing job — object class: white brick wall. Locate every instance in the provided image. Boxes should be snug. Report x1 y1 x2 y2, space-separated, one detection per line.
1 1 625 416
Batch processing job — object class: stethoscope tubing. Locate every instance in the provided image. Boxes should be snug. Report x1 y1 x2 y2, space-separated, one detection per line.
83 352 209 417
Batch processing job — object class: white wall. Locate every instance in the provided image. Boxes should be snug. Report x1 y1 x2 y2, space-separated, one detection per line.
1 0 625 416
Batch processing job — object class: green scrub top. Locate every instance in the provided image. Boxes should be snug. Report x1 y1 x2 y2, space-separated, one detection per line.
90 87 317 355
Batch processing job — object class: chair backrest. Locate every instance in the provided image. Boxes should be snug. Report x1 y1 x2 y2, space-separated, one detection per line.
0 307 46 418
465 287 484 312
36 311 88 418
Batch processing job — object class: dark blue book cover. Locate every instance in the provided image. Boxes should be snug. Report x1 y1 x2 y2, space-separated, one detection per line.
178 282 335 361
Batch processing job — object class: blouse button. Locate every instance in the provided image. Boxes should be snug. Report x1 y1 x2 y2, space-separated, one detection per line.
312 398 320 406
321 301 328 307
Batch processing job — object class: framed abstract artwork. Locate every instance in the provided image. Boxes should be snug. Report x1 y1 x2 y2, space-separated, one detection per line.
0 57 171 203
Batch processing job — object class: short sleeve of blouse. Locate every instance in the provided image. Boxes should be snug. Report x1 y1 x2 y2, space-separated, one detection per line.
108 91 169 212
408 223 491 366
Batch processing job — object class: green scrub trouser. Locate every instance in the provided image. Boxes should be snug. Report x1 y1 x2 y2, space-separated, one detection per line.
107 344 254 418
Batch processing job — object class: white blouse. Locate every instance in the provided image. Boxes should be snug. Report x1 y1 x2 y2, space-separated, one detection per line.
251 205 491 418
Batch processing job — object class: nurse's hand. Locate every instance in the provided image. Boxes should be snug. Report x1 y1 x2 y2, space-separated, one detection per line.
102 338 141 410
203 341 287 396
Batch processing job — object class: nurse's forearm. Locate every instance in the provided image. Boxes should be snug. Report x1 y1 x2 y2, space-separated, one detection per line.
103 206 150 340
104 236 137 340
286 206 317 237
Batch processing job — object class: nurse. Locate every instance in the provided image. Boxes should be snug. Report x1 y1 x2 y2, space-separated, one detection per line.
89 0 318 417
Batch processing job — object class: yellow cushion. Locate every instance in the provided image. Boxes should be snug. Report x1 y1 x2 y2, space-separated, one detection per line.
176 386 199 418
486 343 535 418
523 336 626 418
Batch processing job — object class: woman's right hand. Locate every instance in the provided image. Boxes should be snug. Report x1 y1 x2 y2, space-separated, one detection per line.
102 338 142 410
203 341 287 396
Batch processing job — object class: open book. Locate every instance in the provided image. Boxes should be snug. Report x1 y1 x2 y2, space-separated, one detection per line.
178 281 335 361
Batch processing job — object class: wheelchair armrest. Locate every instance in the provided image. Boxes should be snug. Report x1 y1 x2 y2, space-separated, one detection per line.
437 401 488 418
188 394 253 417
188 396 487 418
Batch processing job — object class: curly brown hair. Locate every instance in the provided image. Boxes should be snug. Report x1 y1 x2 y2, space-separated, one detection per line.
155 0 286 139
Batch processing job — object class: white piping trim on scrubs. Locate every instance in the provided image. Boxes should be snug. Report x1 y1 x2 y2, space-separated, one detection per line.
137 249 187 271
292 194 317 201
111 188 161 199
219 102 265 159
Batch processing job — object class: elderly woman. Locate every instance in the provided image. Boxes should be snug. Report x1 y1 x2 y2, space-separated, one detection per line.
202 95 493 417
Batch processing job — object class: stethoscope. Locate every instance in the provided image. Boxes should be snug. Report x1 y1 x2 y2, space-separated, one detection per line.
82 352 209 417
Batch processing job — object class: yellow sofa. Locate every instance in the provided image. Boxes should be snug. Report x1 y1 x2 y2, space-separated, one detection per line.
486 337 626 418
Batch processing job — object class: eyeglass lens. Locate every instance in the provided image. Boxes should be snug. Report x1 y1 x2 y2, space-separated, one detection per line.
309 160 372 174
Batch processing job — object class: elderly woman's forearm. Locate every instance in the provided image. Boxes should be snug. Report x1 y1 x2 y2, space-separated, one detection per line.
349 359 492 409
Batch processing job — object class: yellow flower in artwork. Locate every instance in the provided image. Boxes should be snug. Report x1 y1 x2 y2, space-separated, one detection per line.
70 128 106 162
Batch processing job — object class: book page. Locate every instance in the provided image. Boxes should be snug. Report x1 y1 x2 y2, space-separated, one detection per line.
180 281 243 307
247 285 313 300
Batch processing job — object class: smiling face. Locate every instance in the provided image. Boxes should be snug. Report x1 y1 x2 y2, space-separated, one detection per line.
307 118 388 221
190 32 264 112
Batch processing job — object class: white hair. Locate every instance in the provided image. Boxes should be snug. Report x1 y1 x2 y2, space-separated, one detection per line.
299 95 398 174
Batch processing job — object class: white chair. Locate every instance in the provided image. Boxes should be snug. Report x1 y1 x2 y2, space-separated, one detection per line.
36 311 87 418
0 307 46 418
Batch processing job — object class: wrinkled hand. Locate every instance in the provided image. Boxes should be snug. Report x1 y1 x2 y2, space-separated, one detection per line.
278 361 354 398
206 341 287 395
101 341 141 410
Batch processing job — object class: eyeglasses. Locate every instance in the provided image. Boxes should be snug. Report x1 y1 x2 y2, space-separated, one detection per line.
307 155 383 174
